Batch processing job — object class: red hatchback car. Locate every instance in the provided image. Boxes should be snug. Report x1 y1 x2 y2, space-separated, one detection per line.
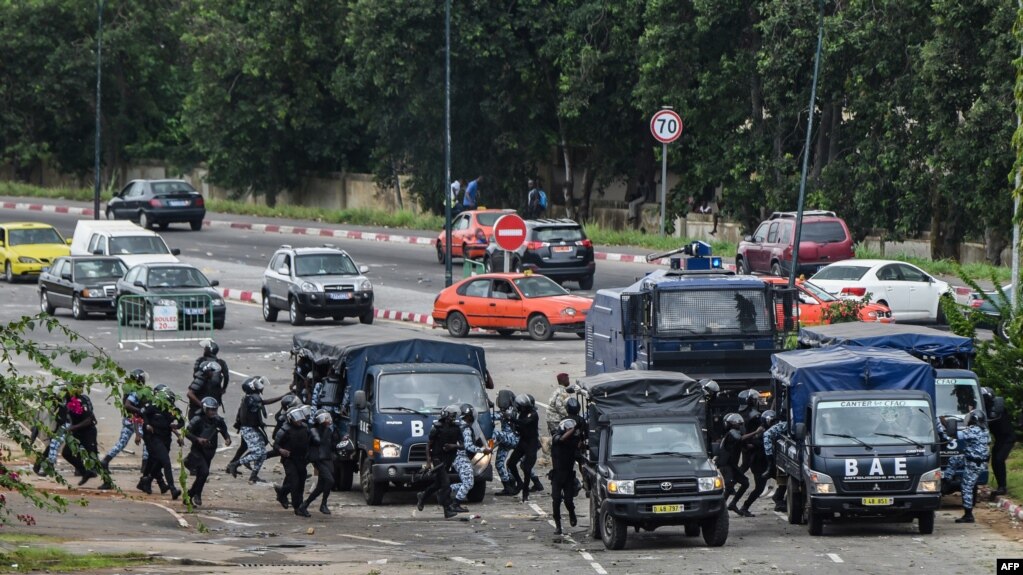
436 209 516 263
736 211 854 277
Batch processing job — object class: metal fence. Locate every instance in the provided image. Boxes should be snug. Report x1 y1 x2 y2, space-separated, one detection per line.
116 293 216 344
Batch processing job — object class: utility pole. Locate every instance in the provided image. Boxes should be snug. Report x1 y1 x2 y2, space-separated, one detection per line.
93 0 106 220
443 0 453 287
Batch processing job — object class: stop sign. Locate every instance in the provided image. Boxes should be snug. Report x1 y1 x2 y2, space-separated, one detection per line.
493 214 528 252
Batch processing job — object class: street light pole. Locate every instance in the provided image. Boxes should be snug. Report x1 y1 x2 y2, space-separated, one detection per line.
93 0 106 221
443 0 453 287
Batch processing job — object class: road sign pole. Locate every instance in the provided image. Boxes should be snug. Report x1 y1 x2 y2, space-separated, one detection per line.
504 250 510 273
649 107 682 237
660 142 667 236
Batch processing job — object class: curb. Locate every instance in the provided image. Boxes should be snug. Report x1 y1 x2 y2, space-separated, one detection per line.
218 288 436 326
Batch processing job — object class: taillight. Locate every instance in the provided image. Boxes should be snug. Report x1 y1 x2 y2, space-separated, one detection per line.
149 199 162 208
969 299 983 308
840 287 867 296
194 196 205 207
526 241 546 250
577 239 593 248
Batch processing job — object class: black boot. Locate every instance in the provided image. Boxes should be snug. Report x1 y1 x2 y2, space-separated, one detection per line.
568 508 577 527
990 488 1008 501
275 485 290 509
248 471 264 484
98 459 114 490
416 491 427 511
495 480 518 496
531 475 544 492
450 500 469 513
443 505 458 519
226 461 240 478
738 504 755 518
136 476 153 495
553 517 563 535
170 487 182 500
955 509 975 523
295 505 311 518
319 500 331 515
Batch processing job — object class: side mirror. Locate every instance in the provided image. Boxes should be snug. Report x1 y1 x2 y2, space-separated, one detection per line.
0 241 4 247
354 390 367 410
359 265 369 274
65 238 73 245
133 280 146 289
507 292 521 300
210 280 220 287
484 372 495 390
793 422 807 441
92 249 104 255
278 266 290 276
61 273 72 281
744 235 754 242
171 248 181 256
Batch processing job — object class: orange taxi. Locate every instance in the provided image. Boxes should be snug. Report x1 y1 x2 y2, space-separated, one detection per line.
435 209 516 262
432 272 592 340
764 277 893 325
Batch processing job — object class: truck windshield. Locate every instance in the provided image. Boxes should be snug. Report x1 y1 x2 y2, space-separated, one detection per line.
935 378 980 419
109 236 171 255
377 372 488 413
655 288 772 336
609 422 704 457
814 399 934 447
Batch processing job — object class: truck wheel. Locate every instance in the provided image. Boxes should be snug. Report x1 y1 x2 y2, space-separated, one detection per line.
588 496 601 540
527 314 553 341
806 506 824 536
600 507 628 550
700 506 729 547
467 480 487 503
917 510 935 535
360 456 386 505
684 523 701 537
333 460 354 492
787 477 804 525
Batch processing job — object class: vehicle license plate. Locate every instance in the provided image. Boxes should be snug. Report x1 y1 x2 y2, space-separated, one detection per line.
652 504 682 513
328 292 352 301
861 497 893 506
553 246 572 253
169 200 190 207
184 308 206 315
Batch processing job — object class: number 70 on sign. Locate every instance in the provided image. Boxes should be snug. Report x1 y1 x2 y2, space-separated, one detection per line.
650 109 683 144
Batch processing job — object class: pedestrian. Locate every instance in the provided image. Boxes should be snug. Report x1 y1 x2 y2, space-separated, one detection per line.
507 394 541 502
527 179 547 220
299 409 341 515
985 387 1015 500
546 373 573 434
40 382 70 476
184 397 231 507
417 405 462 518
187 361 225 419
947 409 990 523
60 385 100 486
717 413 749 514
759 410 788 512
275 405 312 517
227 376 284 484
450 179 465 215
463 176 482 211
193 340 229 393
550 418 580 535
448 404 491 512
139 385 183 500
100 369 149 490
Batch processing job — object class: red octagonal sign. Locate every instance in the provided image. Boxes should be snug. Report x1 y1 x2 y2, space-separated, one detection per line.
493 214 528 252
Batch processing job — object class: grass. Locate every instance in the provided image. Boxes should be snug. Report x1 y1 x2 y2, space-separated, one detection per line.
855 246 1011 284
0 181 113 203
0 546 151 572
1002 445 1023 502
585 226 737 255
204 199 444 230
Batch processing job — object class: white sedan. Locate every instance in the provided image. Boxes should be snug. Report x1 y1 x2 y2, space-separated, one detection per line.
809 259 951 323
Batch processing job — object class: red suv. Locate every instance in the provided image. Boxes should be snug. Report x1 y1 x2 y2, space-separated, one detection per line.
736 210 853 277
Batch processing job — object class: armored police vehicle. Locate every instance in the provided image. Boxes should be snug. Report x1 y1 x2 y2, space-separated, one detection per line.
771 346 941 536
292 328 494 505
579 371 727 550
798 322 985 492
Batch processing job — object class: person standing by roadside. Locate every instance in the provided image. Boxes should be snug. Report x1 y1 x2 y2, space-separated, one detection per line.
526 179 547 220
463 176 482 211
985 387 1015 500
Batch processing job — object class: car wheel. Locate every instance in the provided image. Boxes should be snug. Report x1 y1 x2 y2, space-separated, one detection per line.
496 329 514 337
738 256 751 275
71 296 86 320
700 506 729 547
996 318 1011 343
105 208 114 220
578 275 594 290
436 243 446 264
139 211 152 230
447 311 469 337
289 298 306 326
359 309 374 325
600 507 628 550
511 258 522 273
4 261 14 283
527 314 553 341
190 219 203 231
40 291 55 315
262 293 278 322
806 500 824 536
771 261 783 277
213 317 225 330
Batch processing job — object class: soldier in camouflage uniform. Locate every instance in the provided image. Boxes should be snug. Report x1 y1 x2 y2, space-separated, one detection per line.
449 404 491 512
546 373 573 434
227 377 284 483
760 410 788 512
946 410 990 523
493 403 521 495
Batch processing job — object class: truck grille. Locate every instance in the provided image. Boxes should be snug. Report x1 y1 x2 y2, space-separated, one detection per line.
408 443 428 463
635 478 698 495
103 285 116 297
840 479 913 493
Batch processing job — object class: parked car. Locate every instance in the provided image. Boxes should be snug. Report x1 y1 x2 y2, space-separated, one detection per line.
482 218 595 290
262 245 373 326
968 284 1012 340
431 272 593 340
106 179 206 231
115 263 225 329
762 277 893 326
435 209 515 263
735 210 854 276
70 220 180 267
39 256 127 319
809 259 951 323
0 222 71 282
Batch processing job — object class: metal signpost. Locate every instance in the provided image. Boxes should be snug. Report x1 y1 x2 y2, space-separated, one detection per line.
650 108 683 236
493 214 527 273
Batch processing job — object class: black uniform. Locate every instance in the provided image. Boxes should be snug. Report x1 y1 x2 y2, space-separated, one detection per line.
738 411 767 515
184 413 230 502
716 428 748 509
193 354 229 391
188 371 225 419
142 403 184 495
302 423 341 512
550 425 580 532
420 419 462 509
508 407 540 501
275 423 311 510
989 396 1016 494
61 394 99 481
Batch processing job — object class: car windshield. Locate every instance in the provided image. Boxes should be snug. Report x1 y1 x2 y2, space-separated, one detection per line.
655 289 772 336
814 399 934 446
802 221 847 243
800 281 837 302
376 372 488 412
147 267 210 288
295 254 358 276
512 275 569 297
610 422 704 457
151 181 196 196
8 228 63 246
74 259 126 279
109 236 171 255
534 226 584 242
476 212 508 226
812 265 869 281
935 378 981 418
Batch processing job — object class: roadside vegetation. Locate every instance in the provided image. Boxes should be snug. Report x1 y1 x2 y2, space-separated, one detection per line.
0 537 151 572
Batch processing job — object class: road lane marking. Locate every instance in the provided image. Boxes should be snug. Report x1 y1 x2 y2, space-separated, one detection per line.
336 533 404 546
589 561 608 575
528 502 547 516
198 514 259 527
230 370 249 378
536 401 550 409
452 557 479 566
145 501 189 528
828 553 844 563
774 511 787 521
580 551 594 561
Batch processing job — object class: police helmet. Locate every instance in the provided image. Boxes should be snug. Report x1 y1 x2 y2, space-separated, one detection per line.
566 397 581 416
200 396 219 415
700 379 720 396
287 405 312 425
460 403 475 422
558 418 577 433
153 383 169 394
201 360 222 376
966 409 988 429
314 410 332 426
514 394 532 410
723 412 744 430
129 369 148 385
762 409 777 428
737 389 759 410
441 404 461 422
981 386 994 400
241 377 256 394
203 340 220 356
526 394 536 407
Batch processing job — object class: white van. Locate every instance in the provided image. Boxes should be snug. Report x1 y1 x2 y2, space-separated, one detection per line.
70 220 180 267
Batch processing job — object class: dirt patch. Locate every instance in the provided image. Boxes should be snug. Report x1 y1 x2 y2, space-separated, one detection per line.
975 504 1023 543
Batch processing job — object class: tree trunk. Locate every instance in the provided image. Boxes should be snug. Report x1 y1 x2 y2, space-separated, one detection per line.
392 160 404 211
578 164 594 224
559 119 575 220
929 186 960 261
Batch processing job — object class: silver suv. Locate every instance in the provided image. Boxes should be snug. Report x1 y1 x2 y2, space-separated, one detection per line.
262 244 374 326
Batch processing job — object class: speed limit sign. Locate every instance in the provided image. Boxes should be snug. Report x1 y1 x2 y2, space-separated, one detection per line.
650 109 683 144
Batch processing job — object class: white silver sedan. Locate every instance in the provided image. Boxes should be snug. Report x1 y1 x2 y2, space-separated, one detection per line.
809 259 951 323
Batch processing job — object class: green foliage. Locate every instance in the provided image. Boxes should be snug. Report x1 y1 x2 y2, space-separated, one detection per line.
855 245 1012 284
820 297 868 324
0 544 150 572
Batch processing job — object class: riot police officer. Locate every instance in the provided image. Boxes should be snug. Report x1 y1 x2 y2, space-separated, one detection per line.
493 399 521 496
985 387 1015 499
187 361 225 419
759 410 788 512
100 369 149 489
737 391 767 517
417 405 462 518
299 409 341 515
717 412 749 514
227 377 284 483
550 418 580 535
311 369 350 438
60 385 100 486
193 340 229 392
449 404 491 512
275 405 313 516
508 394 540 502
948 409 990 523
139 386 183 500
184 397 232 506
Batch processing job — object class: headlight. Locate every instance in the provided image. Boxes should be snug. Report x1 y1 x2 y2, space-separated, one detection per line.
155 299 177 306
698 475 724 492
80 289 103 298
918 468 942 493
18 256 40 264
606 479 634 495
807 470 834 494
560 307 578 317
301 282 319 293
212 298 225 307
378 440 402 459
359 279 373 291
866 311 877 319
